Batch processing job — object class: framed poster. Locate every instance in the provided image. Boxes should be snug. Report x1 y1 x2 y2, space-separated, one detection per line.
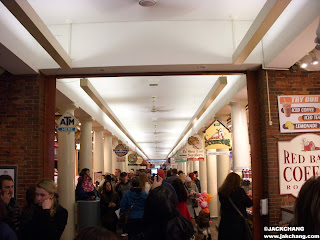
0 166 18 199
278 95 320 133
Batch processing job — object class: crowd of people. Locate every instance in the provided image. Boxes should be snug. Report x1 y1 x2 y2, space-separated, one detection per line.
1 167 319 240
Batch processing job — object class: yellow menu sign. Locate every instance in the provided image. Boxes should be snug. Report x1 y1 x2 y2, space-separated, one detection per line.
205 120 231 149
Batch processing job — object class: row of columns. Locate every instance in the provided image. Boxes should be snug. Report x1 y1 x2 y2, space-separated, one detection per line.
57 104 127 240
176 102 251 218
57 101 251 239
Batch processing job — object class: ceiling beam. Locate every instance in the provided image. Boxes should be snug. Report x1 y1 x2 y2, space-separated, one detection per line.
166 76 227 158
232 0 291 64
1 0 72 69
80 78 149 159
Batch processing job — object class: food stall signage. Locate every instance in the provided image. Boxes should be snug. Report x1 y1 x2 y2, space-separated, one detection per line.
187 135 204 161
278 133 320 197
204 120 231 149
278 95 320 133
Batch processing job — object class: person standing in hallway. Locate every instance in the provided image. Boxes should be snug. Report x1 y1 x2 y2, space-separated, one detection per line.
76 168 97 200
0 175 20 233
114 169 121 185
184 176 199 219
116 172 132 200
218 172 252 240
0 199 18 240
100 181 120 233
193 171 201 193
22 179 68 240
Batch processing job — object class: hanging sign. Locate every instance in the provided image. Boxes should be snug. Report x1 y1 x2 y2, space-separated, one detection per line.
187 135 204 161
57 112 79 132
175 146 187 162
128 153 138 164
113 144 129 157
278 133 320 197
204 120 231 149
278 95 320 133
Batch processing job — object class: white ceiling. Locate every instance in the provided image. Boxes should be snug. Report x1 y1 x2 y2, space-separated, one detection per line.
0 0 319 160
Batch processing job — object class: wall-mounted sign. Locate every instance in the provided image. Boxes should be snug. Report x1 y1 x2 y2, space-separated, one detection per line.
278 133 320 197
113 144 129 157
204 120 231 149
278 95 320 133
128 153 138 164
187 135 204 161
175 146 187 162
57 112 79 132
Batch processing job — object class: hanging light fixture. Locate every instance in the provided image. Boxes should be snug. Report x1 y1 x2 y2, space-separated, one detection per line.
139 0 156 7
299 58 308 68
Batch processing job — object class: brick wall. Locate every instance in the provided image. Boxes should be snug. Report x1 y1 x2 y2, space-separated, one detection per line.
257 69 320 226
0 73 45 206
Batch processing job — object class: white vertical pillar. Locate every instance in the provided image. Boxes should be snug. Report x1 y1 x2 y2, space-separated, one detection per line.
103 133 113 174
193 161 199 173
57 103 77 240
199 132 207 192
79 116 93 174
182 162 187 174
216 149 230 218
207 150 218 218
231 102 251 174
112 137 118 173
93 128 104 178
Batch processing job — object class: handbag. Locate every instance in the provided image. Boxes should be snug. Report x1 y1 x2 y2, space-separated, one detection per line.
119 199 137 225
228 197 253 240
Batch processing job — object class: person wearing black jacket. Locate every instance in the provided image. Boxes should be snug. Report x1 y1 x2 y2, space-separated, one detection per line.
100 181 120 233
218 172 253 240
20 179 68 240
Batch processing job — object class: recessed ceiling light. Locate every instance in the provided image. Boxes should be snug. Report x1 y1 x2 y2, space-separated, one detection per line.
139 0 156 7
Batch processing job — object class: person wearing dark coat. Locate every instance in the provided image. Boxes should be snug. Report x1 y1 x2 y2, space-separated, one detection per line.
218 172 253 240
20 179 68 240
100 181 120 233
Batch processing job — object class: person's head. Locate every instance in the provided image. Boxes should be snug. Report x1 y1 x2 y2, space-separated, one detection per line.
218 172 241 197
144 185 180 223
103 181 113 194
105 175 112 182
120 172 128 183
157 169 166 180
292 176 320 234
115 169 121 178
172 169 178 176
128 170 135 179
139 172 148 190
178 170 183 175
179 173 186 183
36 179 58 217
171 178 188 202
75 226 117 240
26 185 36 206
0 175 14 199
166 169 172 178
193 171 198 178
131 177 140 188
80 168 90 178
185 176 192 187
189 172 195 181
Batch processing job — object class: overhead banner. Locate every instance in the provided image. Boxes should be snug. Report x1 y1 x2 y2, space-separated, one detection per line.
187 135 204 161
278 95 320 133
204 120 231 149
278 133 320 197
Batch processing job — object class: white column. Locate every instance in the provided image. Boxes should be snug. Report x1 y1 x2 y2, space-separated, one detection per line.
103 133 113 174
112 137 118 173
57 103 77 240
231 102 251 174
182 162 187 174
193 161 199 173
93 128 104 178
216 149 230 218
207 150 218 218
199 132 207 192
79 116 93 174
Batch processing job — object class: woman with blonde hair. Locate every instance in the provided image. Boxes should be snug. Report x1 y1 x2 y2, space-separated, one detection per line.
218 172 252 240
178 173 186 183
21 179 68 240
139 172 151 194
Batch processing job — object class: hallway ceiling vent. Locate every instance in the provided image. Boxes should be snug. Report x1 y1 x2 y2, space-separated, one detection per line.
139 0 156 7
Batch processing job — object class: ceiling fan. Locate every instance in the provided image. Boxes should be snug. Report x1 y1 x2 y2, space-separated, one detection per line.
147 96 173 113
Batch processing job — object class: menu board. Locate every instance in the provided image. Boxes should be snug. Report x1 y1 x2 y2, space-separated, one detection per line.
278 95 320 133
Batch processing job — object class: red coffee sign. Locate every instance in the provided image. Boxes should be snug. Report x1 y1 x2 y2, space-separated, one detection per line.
278 133 320 197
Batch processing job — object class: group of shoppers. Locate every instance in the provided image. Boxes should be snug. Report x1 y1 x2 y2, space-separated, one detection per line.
0 175 68 240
